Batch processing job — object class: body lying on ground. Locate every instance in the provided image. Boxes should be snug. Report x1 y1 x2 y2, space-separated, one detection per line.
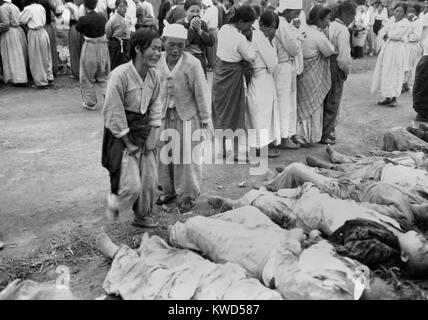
208 182 428 278
169 206 373 300
269 158 428 226
95 232 282 300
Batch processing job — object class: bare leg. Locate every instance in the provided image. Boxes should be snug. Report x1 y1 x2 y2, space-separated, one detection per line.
326 145 360 164
96 233 119 259
264 163 336 192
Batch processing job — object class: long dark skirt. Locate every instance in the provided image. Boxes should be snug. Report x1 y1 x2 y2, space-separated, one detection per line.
212 59 246 131
413 55 428 118
102 111 150 194
108 38 130 71
44 23 58 75
69 24 84 78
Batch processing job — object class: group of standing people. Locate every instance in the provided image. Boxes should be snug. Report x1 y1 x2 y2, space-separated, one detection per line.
212 0 357 161
370 1 428 112
0 0 58 88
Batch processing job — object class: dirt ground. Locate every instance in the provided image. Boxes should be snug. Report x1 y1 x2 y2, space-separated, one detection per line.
1 56 428 299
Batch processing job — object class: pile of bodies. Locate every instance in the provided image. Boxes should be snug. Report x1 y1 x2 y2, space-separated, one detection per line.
2 126 427 300
90 126 428 300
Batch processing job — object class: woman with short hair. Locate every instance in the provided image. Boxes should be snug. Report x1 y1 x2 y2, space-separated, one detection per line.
371 3 410 107
102 28 163 228
295 5 335 146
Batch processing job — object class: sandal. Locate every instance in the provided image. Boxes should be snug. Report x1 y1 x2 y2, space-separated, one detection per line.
131 217 159 228
156 194 177 205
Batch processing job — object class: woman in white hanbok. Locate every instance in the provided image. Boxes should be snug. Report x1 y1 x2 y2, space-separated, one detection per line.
371 4 409 107
247 10 281 158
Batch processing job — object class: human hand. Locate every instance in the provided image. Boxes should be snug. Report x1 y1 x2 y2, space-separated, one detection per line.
242 28 253 41
126 141 139 155
191 17 202 32
0 23 8 32
144 128 158 155
201 121 214 140
292 18 301 29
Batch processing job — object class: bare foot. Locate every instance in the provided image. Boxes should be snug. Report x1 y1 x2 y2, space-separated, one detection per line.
95 233 119 259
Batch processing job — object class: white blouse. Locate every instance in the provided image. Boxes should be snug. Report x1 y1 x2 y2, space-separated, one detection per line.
216 24 256 63
300 25 335 59
251 29 278 73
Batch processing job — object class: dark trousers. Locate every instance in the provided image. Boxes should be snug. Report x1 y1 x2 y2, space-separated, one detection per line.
322 56 346 140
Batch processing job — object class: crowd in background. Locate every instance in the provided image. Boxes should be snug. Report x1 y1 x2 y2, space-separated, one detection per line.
2 0 428 223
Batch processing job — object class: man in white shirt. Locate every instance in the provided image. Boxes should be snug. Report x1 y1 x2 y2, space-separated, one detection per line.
321 0 356 145
202 0 218 70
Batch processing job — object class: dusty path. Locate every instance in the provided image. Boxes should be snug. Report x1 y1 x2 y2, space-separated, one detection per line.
0 57 425 299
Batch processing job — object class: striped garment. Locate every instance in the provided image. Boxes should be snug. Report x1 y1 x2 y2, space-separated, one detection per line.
296 54 331 121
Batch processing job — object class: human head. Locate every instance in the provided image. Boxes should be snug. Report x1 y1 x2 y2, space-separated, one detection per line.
407 4 420 20
115 0 128 17
335 0 357 26
129 28 162 68
252 4 261 18
223 0 233 10
308 4 332 29
279 0 302 22
393 3 407 21
162 24 188 65
230 4 257 32
184 0 202 20
84 0 97 10
398 231 428 278
260 10 277 40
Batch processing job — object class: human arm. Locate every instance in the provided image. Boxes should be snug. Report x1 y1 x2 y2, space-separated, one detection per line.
105 17 113 39
336 28 352 75
237 33 256 63
257 32 278 73
189 61 212 125
144 72 163 154
317 32 336 57
102 72 132 143
407 21 423 42
192 19 215 46
275 24 300 57
75 15 85 32
0 7 11 32
388 22 409 41
19 6 32 26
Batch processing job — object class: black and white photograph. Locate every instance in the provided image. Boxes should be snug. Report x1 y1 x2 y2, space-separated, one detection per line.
1 0 428 304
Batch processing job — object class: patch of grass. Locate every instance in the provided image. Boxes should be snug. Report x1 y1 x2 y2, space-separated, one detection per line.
0 229 103 290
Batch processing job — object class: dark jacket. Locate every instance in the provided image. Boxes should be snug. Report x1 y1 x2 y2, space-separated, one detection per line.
176 18 215 51
165 4 186 24
158 0 171 34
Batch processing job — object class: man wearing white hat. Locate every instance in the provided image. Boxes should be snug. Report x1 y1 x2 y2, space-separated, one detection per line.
157 24 213 213
273 0 303 150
